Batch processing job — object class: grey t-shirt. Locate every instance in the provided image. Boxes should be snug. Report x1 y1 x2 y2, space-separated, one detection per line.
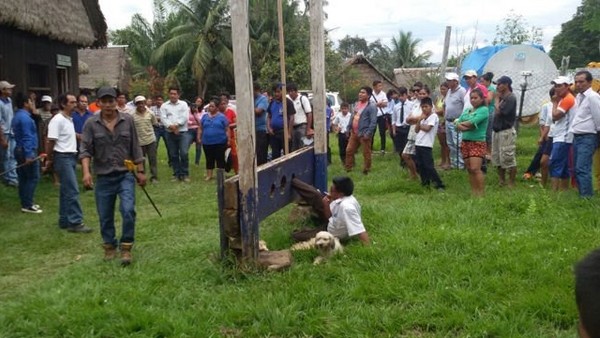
444 86 466 121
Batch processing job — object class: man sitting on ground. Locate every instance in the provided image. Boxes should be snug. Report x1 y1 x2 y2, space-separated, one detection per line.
291 176 370 245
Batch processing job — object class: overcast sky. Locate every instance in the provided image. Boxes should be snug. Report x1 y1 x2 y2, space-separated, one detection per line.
98 0 581 62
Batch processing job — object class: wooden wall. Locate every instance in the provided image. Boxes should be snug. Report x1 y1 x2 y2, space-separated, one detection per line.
0 26 79 103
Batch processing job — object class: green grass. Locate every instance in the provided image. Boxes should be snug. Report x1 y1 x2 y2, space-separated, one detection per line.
1 126 598 337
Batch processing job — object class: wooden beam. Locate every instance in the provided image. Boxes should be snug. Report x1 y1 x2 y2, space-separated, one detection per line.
438 26 452 85
229 0 259 261
277 0 289 155
309 0 327 192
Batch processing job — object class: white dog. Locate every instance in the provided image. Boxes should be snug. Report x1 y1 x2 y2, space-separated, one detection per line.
291 231 343 265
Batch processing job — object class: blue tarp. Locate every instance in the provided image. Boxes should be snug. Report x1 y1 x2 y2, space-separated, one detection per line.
460 44 546 76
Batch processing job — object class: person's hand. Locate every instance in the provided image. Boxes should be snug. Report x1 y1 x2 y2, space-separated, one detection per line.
24 157 35 166
82 172 94 189
306 128 314 137
136 172 147 187
537 136 544 146
361 135 370 142
0 139 7 149
267 128 274 135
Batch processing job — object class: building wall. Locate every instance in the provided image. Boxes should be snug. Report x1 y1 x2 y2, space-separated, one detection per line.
0 26 79 104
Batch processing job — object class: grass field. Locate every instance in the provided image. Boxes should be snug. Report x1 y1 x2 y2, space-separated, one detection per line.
1 125 598 337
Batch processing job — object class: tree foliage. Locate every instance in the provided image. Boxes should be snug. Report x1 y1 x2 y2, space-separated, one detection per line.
493 10 543 45
549 0 600 68
390 30 432 68
337 35 369 59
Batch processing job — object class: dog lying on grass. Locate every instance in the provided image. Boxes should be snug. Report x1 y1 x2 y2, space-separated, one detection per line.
291 231 343 265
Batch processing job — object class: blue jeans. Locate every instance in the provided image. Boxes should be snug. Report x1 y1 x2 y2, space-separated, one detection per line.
446 122 464 169
95 172 136 246
184 128 202 165
0 134 18 184
54 153 84 227
154 126 171 164
573 133 598 197
166 132 189 178
14 148 40 208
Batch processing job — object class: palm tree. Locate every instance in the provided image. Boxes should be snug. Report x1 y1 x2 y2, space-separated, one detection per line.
152 0 233 97
390 30 432 68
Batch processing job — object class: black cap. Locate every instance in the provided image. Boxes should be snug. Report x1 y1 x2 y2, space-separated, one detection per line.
493 76 513 86
96 86 117 99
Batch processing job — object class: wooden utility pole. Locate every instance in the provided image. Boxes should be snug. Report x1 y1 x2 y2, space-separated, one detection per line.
438 26 452 85
277 0 289 155
309 0 327 192
229 0 259 260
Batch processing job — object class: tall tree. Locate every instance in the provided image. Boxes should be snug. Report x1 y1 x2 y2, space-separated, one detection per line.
549 0 600 68
367 39 394 78
152 0 233 97
493 9 543 45
390 30 432 68
337 35 369 59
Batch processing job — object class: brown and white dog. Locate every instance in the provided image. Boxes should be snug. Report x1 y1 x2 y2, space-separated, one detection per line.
291 231 343 265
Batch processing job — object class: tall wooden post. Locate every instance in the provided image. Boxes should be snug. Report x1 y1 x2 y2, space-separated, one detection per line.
438 26 452 85
310 0 327 192
277 0 289 155
229 0 259 260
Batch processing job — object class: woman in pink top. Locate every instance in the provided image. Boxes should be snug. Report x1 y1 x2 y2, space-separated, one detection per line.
186 99 203 166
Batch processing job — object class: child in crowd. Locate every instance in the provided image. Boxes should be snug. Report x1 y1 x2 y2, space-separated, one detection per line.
332 102 351 164
414 97 445 190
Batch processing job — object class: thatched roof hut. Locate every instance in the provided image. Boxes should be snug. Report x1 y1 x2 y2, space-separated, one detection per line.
0 0 107 100
0 0 107 47
343 54 399 91
79 46 131 92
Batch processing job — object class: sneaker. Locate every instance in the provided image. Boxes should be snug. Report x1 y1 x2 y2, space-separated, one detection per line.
170 176 178 182
150 177 158 184
380 150 385 155
21 205 42 214
183 176 191 183
67 224 93 233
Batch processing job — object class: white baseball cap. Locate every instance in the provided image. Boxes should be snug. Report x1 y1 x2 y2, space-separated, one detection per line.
0 81 15 90
445 73 460 81
41 95 52 103
551 76 572 85
134 95 146 104
463 70 478 78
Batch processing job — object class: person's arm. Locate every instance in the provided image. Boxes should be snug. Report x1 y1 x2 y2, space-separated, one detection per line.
588 93 600 132
129 119 146 187
79 122 94 189
418 115 434 132
365 104 378 138
357 232 370 245
287 98 296 139
197 118 203 144
460 106 488 131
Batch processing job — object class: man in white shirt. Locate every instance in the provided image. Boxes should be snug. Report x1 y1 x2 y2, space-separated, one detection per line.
160 87 190 182
369 80 389 154
391 87 413 166
291 176 370 245
332 102 351 163
287 83 313 151
569 70 600 197
45 93 90 233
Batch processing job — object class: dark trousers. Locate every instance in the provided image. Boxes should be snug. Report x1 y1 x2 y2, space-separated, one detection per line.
269 129 286 160
338 133 349 164
14 148 39 208
290 178 328 242
202 143 227 170
256 130 269 166
373 115 389 151
415 146 444 188
141 142 158 180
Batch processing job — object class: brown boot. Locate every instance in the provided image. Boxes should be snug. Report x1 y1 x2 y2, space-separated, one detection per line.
102 243 116 261
120 243 133 266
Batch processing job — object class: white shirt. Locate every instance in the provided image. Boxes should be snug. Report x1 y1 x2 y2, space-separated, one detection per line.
569 88 600 135
548 97 574 143
415 113 438 148
370 90 388 117
332 112 351 134
407 102 423 141
160 100 189 132
392 99 413 126
289 94 311 125
327 195 366 239
540 102 552 127
47 112 77 153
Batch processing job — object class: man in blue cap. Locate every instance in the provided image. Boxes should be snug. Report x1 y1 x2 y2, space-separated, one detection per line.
491 75 518 187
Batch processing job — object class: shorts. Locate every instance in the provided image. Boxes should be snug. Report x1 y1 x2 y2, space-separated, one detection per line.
402 139 416 155
549 141 571 178
491 128 516 169
461 140 487 159
541 137 553 156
